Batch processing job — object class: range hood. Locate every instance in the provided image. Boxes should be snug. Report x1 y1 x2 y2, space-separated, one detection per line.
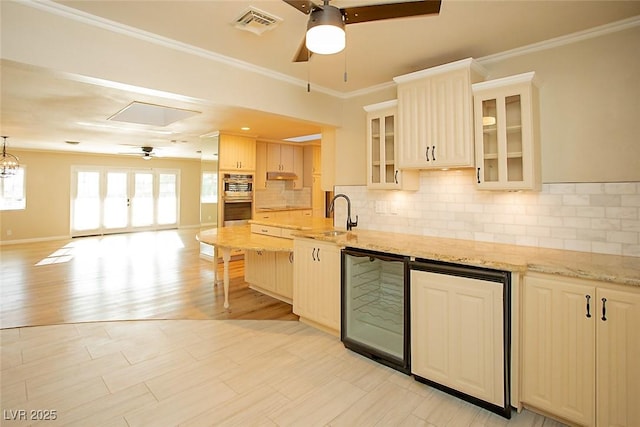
267 171 298 181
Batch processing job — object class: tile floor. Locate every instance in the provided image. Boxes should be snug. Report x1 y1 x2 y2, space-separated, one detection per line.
0 319 566 426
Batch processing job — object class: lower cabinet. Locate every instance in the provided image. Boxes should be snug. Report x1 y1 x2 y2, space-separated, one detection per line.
244 250 293 303
410 262 511 418
293 238 341 333
522 273 640 427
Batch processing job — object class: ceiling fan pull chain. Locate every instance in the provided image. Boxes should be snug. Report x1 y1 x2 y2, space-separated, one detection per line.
344 36 348 83
307 57 311 93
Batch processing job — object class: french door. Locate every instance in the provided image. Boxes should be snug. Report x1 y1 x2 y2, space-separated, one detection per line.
71 167 179 237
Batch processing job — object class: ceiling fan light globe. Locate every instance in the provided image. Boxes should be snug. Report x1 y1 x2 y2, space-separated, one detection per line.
306 5 345 55
306 25 345 54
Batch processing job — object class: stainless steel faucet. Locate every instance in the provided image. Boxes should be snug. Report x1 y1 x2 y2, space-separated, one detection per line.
329 193 358 231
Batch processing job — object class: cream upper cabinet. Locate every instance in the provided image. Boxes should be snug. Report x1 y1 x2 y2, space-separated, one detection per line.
219 133 256 171
293 238 341 333
394 58 486 169
473 72 540 190
255 141 267 189
364 100 418 190
267 143 303 187
522 273 640 427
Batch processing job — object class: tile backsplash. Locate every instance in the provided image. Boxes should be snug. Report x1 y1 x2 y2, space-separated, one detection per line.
334 169 640 257
255 180 311 209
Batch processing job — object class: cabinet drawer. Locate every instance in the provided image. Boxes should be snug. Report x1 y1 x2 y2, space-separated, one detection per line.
280 228 296 240
250 224 282 237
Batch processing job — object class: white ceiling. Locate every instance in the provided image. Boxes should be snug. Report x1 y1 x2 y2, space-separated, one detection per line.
1 0 639 159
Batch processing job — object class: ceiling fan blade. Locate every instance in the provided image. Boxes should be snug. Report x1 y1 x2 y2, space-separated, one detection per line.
341 0 441 25
293 37 313 62
283 0 317 15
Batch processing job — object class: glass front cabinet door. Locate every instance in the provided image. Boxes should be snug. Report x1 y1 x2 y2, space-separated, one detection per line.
472 72 540 191
364 100 418 190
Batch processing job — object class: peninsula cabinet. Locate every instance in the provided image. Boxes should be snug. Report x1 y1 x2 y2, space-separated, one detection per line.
245 250 293 302
522 273 640 427
473 72 540 190
364 100 418 190
293 238 341 333
393 58 486 169
218 133 256 171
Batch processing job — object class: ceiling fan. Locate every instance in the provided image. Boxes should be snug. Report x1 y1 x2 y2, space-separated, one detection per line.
284 0 442 62
119 146 157 160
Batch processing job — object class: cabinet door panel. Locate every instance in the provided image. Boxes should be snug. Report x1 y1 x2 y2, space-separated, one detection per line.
596 287 640 427
522 275 595 426
411 270 504 406
293 239 341 332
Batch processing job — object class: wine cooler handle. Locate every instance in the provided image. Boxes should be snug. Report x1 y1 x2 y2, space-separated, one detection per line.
585 295 592 318
601 297 607 321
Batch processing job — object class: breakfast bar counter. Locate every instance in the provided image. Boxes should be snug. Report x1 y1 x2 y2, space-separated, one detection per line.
198 225 293 308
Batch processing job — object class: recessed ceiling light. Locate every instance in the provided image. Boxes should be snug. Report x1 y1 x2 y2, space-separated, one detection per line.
241 126 251 131
284 133 321 143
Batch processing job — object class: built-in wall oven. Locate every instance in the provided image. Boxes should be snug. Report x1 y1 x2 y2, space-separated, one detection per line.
222 173 253 226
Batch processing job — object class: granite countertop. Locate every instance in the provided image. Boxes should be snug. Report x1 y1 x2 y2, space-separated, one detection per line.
293 228 640 287
255 206 312 212
199 225 293 252
249 217 334 231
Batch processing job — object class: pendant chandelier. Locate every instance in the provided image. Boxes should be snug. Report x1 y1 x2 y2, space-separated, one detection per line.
0 136 20 178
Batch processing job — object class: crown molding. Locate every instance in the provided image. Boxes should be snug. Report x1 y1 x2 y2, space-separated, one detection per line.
19 0 345 99
17 1 640 101
478 15 640 66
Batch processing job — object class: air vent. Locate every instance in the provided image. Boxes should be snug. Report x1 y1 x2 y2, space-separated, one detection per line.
234 7 282 35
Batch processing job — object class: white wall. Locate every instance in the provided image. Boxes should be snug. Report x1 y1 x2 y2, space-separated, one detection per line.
335 170 640 257
335 24 640 186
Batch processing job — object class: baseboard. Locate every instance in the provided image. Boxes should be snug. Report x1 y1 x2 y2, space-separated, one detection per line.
0 235 70 246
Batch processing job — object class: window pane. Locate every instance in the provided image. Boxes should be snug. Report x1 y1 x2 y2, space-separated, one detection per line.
201 172 218 203
0 167 26 210
104 172 128 229
74 171 100 230
158 173 177 225
131 172 154 227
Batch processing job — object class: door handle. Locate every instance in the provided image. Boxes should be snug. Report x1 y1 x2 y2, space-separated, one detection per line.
431 145 436 161
312 247 316 261
601 297 607 321
585 295 592 318
316 247 320 262
394 170 398 184
477 168 481 184
425 147 430 162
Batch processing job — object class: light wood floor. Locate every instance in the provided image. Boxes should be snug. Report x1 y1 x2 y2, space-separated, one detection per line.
0 229 566 426
1 229 297 329
1 319 566 427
